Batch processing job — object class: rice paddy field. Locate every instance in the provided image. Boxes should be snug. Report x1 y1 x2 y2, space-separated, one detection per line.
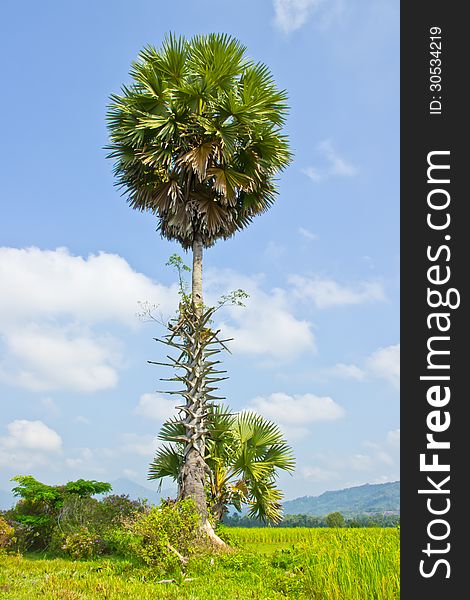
0 527 400 599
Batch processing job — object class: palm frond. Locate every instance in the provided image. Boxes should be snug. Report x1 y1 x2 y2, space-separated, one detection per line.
107 32 292 249
148 444 182 483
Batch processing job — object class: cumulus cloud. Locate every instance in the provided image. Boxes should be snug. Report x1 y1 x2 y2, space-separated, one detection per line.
325 344 399 388
206 269 316 363
0 324 121 392
0 246 177 392
289 275 385 308
121 433 160 457
0 246 177 327
135 393 177 422
302 465 338 482
65 447 93 469
366 344 400 388
302 428 399 488
247 392 344 439
302 139 357 183
1 419 62 452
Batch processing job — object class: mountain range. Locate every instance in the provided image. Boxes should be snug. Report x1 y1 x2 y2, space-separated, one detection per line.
283 481 400 516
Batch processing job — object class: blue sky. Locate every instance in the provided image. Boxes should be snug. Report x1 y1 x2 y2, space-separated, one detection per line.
0 0 399 501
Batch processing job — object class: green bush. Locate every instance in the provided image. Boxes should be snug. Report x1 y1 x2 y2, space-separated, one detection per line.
104 527 139 558
6 476 113 552
61 527 106 560
0 515 16 552
128 498 201 569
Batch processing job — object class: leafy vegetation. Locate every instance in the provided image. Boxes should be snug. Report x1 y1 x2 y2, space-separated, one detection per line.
127 498 201 570
0 527 399 599
223 511 400 528
2 477 147 554
149 404 295 524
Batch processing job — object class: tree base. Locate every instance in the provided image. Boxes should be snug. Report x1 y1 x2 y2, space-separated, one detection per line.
201 519 226 548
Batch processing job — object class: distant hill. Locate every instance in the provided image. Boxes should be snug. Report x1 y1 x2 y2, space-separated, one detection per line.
283 481 400 516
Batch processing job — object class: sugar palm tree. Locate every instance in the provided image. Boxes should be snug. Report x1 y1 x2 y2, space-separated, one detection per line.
149 405 295 524
107 33 291 537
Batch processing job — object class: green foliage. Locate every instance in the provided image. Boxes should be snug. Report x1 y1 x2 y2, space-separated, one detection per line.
166 253 191 306
213 523 234 546
149 404 295 524
6 476 143 553
0 527 400 599
11 476 111 504
61 527 106 560
0 516 16 552
223 511 400 529
107 33 292 251
128 498 201 569
326 511 346 528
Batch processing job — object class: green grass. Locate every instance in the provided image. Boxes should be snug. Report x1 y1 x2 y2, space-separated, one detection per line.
0 528 400 599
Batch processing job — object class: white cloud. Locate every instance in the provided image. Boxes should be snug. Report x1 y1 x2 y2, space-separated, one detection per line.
264 241 285 260
40 397 59 413
274 0 340 34
387 428 400 447
0 324 121 392
319 139 357 177
135 393 177 422
206 269 315 363
123 468 139 480
248 392 345 429
65 447 93 469
0 246 178 392
330 363 366 381
302 139 357 183
121 433 159 457
366 344 400 388
302 465 338 482
0 246 177 328
298 227 318 241
76 415 90 425
304 425 400 487
290 275 385 308
0 419 62 452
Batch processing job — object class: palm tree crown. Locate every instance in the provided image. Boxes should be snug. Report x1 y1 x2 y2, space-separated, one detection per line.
107 33 292 249
149 405 295 523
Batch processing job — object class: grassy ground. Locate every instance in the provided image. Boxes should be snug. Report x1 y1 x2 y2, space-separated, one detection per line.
0 528 400 599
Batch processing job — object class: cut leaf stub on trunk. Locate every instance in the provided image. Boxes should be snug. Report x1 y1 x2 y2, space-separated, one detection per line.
150 302 230 544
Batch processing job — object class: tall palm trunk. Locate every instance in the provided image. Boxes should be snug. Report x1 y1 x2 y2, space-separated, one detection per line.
178 233 225 546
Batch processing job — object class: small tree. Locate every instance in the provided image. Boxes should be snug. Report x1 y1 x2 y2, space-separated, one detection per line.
149 404 295 524
7 476 111 550
326 511 346 528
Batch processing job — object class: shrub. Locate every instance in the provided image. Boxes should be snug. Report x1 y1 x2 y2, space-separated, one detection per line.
128 498 201 569
5 499 56 551
104 527 139 558
62 527 106 560
7 476 113 551
0 515 16 552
